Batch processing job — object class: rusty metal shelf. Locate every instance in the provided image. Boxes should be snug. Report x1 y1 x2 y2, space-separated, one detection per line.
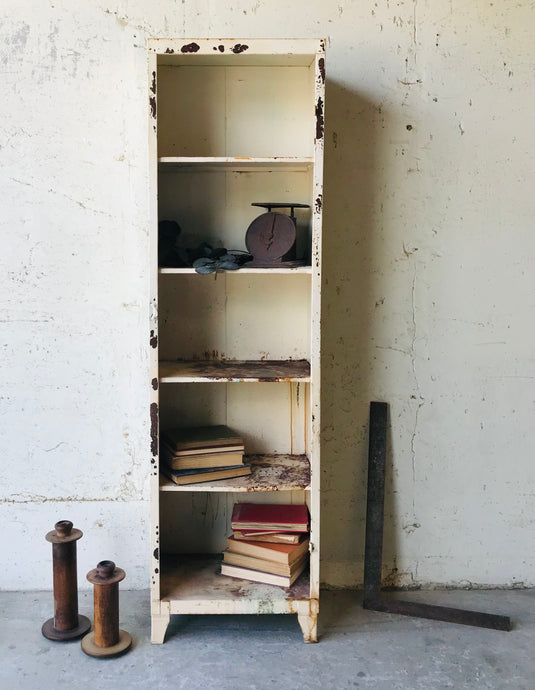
160 555 311 612
159 266 312 274
159 454 310 492
158 359 311 383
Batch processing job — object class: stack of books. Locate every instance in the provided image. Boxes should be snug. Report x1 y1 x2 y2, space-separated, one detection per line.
221 502 310 587
160 425 251 485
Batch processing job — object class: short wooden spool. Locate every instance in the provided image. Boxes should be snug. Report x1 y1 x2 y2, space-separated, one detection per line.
81 560 132 658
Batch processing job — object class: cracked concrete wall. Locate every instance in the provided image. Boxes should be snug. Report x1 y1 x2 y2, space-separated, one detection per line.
1 1 534 590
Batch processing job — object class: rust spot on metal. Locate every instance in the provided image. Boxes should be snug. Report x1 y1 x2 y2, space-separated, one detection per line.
149 96 156 119
150 330 158 348
150 402 158 456
218 44 225 52
154 568 159 574
153 547 159 561
170 360 310 381
151 377 158 390
231 43 249 54
315 97 324 140
315 195 322 213
318 57 325 83
241 455 310 491
164 48 175 54
181 42 200 53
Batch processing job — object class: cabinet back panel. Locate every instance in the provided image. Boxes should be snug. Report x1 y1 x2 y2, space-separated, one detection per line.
160 489 305 554
159 382 308 455
157 65 315 157
159 274 311 361
158 169 313 259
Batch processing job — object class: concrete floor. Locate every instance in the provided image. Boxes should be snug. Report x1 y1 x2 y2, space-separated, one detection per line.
1 589 533 689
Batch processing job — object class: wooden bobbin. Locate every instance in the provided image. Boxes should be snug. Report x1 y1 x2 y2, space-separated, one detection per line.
81 560 132 658
42 520 91 641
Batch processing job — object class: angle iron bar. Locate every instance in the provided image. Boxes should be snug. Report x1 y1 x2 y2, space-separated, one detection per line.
362 401 512 632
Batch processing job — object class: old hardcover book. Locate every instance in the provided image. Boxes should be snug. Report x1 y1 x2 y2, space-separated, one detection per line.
220 557 307 587
222 549 308 576
231 502 309 532
162 463 251 486
162 425 243 453
226 534 309 565
161 440 244 470
232 531 301 544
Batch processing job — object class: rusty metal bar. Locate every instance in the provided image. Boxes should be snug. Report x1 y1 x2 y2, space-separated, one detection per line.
363 401 387 606
367 598 511 631
362 401 512 632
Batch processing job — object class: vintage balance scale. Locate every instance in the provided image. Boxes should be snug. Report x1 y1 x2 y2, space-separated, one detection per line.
244 202 310 268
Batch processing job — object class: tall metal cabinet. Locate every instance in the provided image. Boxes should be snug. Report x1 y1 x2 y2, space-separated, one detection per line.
148 38 325 643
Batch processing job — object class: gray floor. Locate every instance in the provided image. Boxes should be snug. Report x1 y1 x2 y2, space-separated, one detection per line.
1 589 533 689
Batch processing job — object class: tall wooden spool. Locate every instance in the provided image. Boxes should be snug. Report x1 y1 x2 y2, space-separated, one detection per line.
42 520 91 641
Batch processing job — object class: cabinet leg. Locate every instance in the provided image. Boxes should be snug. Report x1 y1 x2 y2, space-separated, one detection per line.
297 612 318 643
151 612 170 644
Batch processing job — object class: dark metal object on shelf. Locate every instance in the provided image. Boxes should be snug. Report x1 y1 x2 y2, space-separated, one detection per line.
158 219 185 267
42 520 91 641
81 560 132 658
192 245 252 274
363 401 512 632
245 202 310 268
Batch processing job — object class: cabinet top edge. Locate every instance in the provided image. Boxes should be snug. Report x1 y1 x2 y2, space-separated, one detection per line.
148 38 325 65
148 37 325 49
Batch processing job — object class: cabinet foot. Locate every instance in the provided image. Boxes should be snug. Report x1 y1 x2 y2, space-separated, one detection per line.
151 612 170 644
297 612 318 643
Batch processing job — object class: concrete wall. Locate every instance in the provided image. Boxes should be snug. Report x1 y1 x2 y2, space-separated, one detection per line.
2 0 534 590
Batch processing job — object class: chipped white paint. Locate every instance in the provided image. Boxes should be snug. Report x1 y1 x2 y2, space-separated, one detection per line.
1 1 534 593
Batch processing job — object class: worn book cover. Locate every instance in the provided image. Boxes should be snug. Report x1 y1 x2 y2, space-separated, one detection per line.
232 530 301 544
226 534 310 565
162 425 243 452
220 557 307 587
162 463 251 486
222 549 308 576
231 502 309 532
161 439 244 470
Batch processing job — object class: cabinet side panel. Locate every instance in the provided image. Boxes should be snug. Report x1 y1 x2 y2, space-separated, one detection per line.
309 46 325 599
149 52 161 608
